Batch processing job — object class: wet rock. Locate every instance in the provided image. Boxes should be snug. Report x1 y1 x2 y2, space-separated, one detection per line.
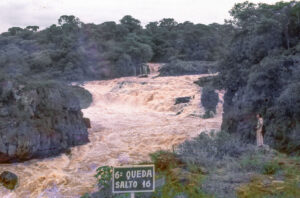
0 80 89 163
175 97 191 105
176 109 183 115
83 117 91 128
138 74 148 78
0 171 18 190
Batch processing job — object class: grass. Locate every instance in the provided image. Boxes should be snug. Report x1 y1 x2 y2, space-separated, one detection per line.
82 131 300 198
262 160 281 175
237 154 300 198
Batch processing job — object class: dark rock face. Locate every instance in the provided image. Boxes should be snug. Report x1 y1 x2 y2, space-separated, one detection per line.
83 117 91 128
221 89 258 144
0 80 89 163
0 171 18 190
175 97 191 105
201 87 218 114
138 74 148 78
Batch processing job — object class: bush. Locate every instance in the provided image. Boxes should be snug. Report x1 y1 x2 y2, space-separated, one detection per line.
178 131 255 170
150 150 183 172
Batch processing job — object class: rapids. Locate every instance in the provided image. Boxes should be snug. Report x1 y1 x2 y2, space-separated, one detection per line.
0 64 223 198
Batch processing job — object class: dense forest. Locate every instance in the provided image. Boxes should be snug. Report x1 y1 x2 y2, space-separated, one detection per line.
0 15 229 81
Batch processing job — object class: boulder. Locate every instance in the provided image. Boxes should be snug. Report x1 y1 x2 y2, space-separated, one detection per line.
0 80 89 163
0 171 18 190
175 97 191 105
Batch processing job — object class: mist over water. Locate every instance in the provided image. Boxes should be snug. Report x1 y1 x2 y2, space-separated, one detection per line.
0 64 223 197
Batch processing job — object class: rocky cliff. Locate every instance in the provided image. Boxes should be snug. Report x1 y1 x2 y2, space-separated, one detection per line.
0 80 89 163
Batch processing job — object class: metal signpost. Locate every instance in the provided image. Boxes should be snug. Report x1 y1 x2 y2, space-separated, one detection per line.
112 165 155 198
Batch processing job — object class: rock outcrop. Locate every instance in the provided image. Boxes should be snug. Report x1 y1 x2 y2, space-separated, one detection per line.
0 171 18 190
0 80 89 163
175 97 191 105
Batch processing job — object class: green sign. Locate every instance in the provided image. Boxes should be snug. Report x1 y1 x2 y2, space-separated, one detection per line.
112 165 155 193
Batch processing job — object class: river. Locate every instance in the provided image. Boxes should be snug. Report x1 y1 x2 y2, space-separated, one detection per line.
0 64 223 198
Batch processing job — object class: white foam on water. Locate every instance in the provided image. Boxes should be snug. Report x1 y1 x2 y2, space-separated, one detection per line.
0 65 223 197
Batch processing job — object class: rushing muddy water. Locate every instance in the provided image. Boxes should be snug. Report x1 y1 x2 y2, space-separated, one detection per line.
0 64 223 198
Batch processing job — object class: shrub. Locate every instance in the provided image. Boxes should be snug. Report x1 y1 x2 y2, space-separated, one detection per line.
95 166 113 189
149 150 207 198
177 131 255 170
150 150 183 172
262 161 281 175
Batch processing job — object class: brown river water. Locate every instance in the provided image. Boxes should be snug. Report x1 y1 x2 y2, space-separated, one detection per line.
0 64 224 198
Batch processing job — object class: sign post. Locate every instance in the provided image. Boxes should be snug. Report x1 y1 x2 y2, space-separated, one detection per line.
112 165 155 197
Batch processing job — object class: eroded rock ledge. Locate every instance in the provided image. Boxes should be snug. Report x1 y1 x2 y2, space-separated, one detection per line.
0 80 89 163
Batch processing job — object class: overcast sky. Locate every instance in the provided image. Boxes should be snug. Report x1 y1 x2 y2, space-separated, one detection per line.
0 0 288 33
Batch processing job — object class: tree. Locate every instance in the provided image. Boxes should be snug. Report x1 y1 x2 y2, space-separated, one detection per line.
7 27 24 36
58 15 81 26
120 15 141 33
26 26 39 32
159 18 178 30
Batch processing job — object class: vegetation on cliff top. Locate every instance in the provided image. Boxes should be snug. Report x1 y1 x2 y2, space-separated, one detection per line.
218 0 300 153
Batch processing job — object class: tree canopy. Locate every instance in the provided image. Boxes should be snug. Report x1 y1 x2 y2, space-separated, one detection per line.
0 15 227 81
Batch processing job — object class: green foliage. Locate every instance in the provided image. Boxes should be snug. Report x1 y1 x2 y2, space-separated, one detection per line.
145 19 231 62
80 193 90 198
120 15 142 33
262 161 281 175
0 14 231 81
149 150 208 198
239 152 269 172
237 155 300 198
0 15 154 81
95 166 113 189
178 131 256 170
150 150 182 172
177 131 284 197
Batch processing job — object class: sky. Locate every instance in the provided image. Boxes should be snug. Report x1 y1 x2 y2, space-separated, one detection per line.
0 0 288 33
